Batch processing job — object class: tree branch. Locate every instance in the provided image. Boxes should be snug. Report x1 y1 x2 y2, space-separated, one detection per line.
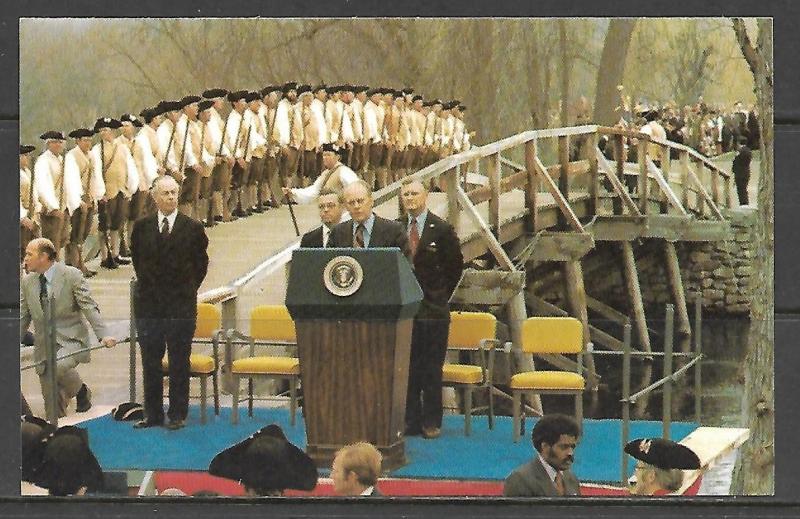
732 18 773 87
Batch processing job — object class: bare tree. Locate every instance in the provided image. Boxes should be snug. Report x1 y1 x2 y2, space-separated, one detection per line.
729 17 773 496
593 19 637 125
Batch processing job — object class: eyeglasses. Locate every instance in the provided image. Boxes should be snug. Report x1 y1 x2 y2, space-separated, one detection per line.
345 197 367 207
318 203 339 210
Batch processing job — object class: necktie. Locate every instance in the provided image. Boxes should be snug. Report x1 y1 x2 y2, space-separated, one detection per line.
160 217 170 241
409 218 420 257
39 274 48 306
554 472 566 496
353 223 365 248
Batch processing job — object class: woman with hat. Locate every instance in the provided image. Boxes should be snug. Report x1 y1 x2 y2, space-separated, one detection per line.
625 438 701 496
209 424 317 496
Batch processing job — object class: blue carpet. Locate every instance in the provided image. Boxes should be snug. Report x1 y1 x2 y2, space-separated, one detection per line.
81 406 695 483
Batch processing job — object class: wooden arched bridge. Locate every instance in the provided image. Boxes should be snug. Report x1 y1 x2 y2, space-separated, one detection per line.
23 124 735 418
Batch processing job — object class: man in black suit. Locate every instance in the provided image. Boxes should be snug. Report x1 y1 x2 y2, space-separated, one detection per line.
299 188 346 248
504 414 582 497
131 175 209 430
732 137 752 206
399 178 463 439
327 180 409 255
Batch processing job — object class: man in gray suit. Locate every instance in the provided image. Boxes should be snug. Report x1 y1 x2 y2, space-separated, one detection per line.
504 414 582 497
21 238 117 417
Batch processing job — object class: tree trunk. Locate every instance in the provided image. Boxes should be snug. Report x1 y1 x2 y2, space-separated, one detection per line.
559 20 570 126
593 19 637 126
730 18 774 496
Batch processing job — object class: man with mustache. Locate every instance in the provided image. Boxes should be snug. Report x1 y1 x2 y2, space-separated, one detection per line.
504 414 582 497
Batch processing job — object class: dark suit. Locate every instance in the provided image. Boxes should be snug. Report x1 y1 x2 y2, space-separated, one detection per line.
131 212 209 423
732 145 752 206
401 211 463 431
503 458 581 497
327 214 409 256
300 226 324 248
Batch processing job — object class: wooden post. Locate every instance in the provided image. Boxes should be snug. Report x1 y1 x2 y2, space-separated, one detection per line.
588 132 599 217
563 260 597 395
620 241 653 417
710 168 720 207
524 139 539 233
446 166 460 229
558 136 570 230
614 134 625 216
680 151 690 212
489 152 501 239
507 291 542 415
637 139 648 215
692 158 705 218
664 241 692 357
725 174 733 209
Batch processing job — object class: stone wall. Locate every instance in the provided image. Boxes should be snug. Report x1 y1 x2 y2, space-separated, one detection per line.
568 207 756 316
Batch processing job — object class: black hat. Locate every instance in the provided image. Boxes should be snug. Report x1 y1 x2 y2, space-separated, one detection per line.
260 85 281 96
321 143 340 154
432 99 443 106
411 95 423 102
198 99 215 112
401 87 414 95
325 85 339 94
209 424 317 493
68 128 94 139
120 114 143 127
227 90 248 103
313 84 327 94
340 84 354 93
297 84 313 96
20 144 36 154
39 131 65 141
459 105 467 111
93 117 122 131
155 100 180 115
21 415 56 483
282 81 298 93
139 108 157 123
202 88 229 99
110 402 145 421
366 88 381 97
245 91 261 103
32 426 104 496
443 101 457 110
354 85 369 93
624 438 701 470
643 110 658 123
179 95 202 109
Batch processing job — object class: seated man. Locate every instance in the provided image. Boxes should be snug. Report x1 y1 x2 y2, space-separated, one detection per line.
625 438 700 496
504 414 582 497
331 442 383 496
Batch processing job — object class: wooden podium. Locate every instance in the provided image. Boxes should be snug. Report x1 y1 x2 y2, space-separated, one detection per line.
285 248 422 470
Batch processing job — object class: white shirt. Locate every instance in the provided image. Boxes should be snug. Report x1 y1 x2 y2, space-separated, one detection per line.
157 209 178 233
359 486 375 496
537 453 560 485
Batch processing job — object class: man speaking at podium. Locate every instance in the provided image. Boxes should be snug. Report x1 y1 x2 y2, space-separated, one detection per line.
399 178 463 439
327 180 408 255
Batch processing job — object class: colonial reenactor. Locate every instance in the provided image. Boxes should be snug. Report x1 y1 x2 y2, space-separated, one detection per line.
438 101 457 159
156 100 181 176
201 93 234 225
202 88 229 139
362 88 384 189
408 95 427 170
325 85 344 149
298 85 321 185
117 114 149 257
173 95 205 217
63 128 103 277
33 131 69 256
275 82 302 189
224 90 250 220
385 91 411 184
423 99 443 167
261 85 284 209
457 105 473 152
310 84 329 174
451 104 465 156
244 91 269 214
338 85 356 168
196 100 221 225
91 117 138 269
350 85 368 173
20 145 40 262
283 143 359 205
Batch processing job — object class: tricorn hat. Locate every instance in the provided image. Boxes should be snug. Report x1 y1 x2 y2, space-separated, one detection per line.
198 99 215 112
227 90 248 103
321 143 340 154
110 402 145 422
282 81 298 94
39 131 65 141
93 118 122 131
120 114 143 127
32 426 104 496
68 128 95 139
202 88 229 99
208 424 317 493
179 95 202 109
624 438 701 470
20 144 36 154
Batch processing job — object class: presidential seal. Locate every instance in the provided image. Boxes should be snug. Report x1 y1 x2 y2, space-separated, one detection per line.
323 255 364 297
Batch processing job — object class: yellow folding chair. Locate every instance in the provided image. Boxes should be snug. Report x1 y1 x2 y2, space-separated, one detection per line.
161 303 223 424
227 305 300 425
511 317 585 442
442 311 499 435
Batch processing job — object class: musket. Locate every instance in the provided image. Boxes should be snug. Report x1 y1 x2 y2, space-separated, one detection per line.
177 115 191 182
294 103 304 181
99 141 112 255
162 119 177 171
